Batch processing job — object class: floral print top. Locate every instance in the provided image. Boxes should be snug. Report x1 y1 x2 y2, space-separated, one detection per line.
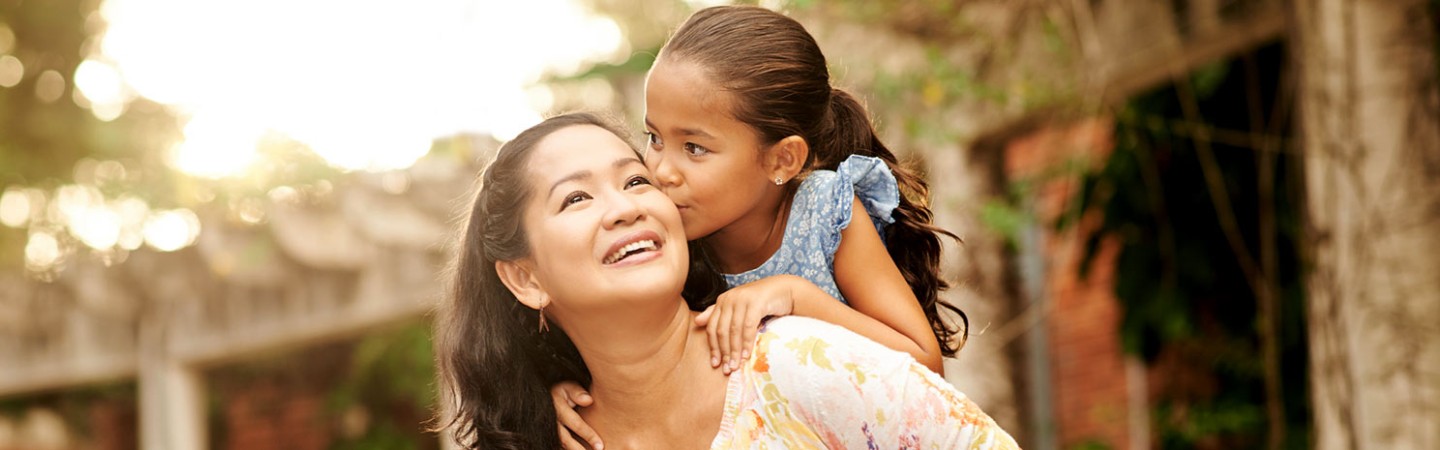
710 316 1020 449
722 155 901 304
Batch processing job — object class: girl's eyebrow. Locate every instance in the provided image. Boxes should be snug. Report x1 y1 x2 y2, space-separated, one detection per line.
644 118 713 138
547 157 646 197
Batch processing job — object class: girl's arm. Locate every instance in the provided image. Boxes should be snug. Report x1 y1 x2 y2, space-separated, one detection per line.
698 196 944 374
814 195 944 373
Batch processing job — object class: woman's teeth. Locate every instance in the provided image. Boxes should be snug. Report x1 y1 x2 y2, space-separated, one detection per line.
605 240 657 264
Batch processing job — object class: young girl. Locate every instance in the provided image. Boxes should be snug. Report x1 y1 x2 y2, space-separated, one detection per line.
553 6 968 449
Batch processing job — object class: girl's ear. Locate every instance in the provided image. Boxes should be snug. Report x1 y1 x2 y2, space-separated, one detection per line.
496 259 548 310
766 135 809 184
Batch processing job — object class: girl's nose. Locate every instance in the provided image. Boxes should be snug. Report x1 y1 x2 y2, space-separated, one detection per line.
648 152 682 188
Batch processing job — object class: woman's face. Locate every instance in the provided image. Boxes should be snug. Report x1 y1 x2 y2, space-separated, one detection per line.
516 124 690 317
643 59 776 240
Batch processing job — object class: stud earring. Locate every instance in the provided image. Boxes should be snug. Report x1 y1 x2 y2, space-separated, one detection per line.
774 177 784 186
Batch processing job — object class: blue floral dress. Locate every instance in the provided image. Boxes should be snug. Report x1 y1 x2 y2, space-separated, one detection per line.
721 155 900 304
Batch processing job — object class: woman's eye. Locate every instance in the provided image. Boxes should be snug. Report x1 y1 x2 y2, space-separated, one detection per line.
560 192 591 210
683 143 709 156
625 176 652 189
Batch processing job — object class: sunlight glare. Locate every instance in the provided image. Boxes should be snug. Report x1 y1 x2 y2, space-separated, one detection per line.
98 0 624 174
170 112 262 178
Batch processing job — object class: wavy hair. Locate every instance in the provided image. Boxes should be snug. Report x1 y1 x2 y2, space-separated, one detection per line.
434 113 632 449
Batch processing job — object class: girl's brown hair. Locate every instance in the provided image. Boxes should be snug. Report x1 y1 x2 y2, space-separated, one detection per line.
663 5 968 355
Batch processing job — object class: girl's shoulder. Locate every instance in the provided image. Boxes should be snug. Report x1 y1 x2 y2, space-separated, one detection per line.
792 154 899 232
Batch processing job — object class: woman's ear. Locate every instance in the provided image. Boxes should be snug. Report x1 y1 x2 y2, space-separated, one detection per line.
496 259 547 310
766 135 809 183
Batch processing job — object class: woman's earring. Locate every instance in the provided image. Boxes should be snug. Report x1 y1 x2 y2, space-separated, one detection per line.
774 177 784 186
538 305 549 333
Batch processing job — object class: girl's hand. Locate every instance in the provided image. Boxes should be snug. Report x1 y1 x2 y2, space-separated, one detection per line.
694 274 802 374
550 381 603 450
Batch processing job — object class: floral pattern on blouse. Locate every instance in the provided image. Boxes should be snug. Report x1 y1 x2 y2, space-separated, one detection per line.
710 316 1020 449
722 155 901 304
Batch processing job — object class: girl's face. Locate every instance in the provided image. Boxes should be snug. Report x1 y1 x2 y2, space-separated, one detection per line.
515 124 690 317
643 59 776 240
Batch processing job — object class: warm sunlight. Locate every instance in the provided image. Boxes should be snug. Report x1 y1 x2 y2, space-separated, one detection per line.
94 0 623 176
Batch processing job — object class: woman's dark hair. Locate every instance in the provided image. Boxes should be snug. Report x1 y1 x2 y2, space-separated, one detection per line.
663 5 969 355
434 112 631 449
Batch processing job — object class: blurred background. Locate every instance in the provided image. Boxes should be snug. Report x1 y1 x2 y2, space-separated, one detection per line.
1 0 1437 449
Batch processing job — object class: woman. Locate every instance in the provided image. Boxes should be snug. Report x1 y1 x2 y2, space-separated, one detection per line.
435 112 1017 449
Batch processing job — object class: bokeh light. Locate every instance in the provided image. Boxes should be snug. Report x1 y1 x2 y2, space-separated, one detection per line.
142 209 201 252
34 70 65 103
73 59 130 121
0 55 22 88
0 188 29 227
24 231 62 271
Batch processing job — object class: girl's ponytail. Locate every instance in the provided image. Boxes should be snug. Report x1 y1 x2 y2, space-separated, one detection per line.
819 88 970 356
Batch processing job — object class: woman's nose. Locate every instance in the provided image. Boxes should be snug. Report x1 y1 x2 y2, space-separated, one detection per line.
602 191 644 228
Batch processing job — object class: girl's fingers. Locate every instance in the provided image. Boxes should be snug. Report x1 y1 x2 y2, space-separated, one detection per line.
556 401 603 450
703 306 722 368
714 305 733 374
694 306 713 327
551 382 602 449
553 382 591 407
728 302 746 371
559 423 587 450
741 306 765 361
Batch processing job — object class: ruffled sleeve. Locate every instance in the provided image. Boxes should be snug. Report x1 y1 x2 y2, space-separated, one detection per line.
830 154 900 239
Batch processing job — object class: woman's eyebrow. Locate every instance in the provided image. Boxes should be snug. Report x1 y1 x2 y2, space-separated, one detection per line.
547 170 591 197
615 157 645 170
546 157 646 197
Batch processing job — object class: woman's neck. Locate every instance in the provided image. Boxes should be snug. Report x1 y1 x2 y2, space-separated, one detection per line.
703 187 791 274
569 301 729 445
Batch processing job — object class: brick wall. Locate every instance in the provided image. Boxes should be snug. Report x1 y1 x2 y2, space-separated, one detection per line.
1005 117 1139 450
220 379 332 450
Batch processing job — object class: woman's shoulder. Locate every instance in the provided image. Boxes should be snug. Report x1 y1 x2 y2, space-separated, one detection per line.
753 316 914 372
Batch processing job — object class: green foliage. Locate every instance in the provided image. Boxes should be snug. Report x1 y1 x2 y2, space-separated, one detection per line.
327 321 438 450
979 200 1026 246
550 47 657 81
1069 439 1114 450
1060 43 1311 449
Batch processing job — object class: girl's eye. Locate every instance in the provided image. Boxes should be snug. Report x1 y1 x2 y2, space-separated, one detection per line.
625 175 652 189
560 192 591 211
644 131 662 148
682 143 709 156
